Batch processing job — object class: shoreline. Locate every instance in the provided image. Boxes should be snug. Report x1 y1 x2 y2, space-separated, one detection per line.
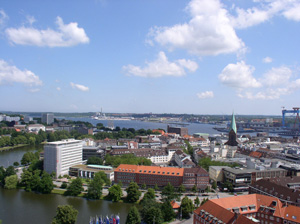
0 144 29 152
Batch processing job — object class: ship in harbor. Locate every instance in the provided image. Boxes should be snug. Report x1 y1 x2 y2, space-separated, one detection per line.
91 109 133 121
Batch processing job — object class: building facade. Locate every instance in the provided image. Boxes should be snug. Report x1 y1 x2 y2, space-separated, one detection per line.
114 164 209 189
44 139 82 178
167 126 188 136
41 113 54 125
194 194 300 224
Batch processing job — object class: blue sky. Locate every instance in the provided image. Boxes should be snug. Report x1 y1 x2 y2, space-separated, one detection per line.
0 0 300 115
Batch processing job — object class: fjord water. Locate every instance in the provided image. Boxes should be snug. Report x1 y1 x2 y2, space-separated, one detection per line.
0 188 132 224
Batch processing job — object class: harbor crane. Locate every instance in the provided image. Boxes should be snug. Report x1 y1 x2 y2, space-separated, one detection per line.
282 107 300 129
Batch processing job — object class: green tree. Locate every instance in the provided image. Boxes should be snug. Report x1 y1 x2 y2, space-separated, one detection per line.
212 181 217 190
142 206 163 224
161 182 177 201
31 170 41 191
5 166 16 177
118 180 123 187
141 188 155 203
87 172 104 199
21 152 38 165
181 196 194 218
0 166 5 184
141 183 146 190
39 171 54 194
125 206 141 224
87 157 103 165
126 182 141 203
95 171 110 186
13 161 20 167
178 184 185 198
108 184 123 202
205 186 211 193
161 200 176 222
223 181 234 192
194 196 200 208
20 170 33 192
185 140 194 155
4 175 18 189
61 182 68 189
154 184 159 191
191 184 197 193
65 177 83 196
51 205 78 224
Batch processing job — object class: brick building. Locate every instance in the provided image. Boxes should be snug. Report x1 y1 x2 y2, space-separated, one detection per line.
194 194 300 224
114 164 209 189
249 177 300 207
167 125 188 136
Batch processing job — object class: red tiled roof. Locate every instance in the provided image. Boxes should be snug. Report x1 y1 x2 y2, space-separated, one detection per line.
170 200 180 209
115 164 184 176
249 151 263 158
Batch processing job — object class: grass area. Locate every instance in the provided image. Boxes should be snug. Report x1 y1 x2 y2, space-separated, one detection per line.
0 144 28 151
51 189 87 198
51 189 66 195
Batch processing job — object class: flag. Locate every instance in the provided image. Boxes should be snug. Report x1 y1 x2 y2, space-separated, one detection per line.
116 215 120 224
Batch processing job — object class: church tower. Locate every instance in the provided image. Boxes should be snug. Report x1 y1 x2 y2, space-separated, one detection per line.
225 112 238 157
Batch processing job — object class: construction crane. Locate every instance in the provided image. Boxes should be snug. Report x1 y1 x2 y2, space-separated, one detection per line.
282 107 300 129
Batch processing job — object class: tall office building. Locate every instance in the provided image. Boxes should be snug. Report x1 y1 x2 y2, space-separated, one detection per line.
41 113 54 125
44 139 83 178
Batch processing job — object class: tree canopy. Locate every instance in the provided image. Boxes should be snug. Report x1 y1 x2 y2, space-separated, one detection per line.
108 184 123 202
125 206 141 224
87 172 104 199
181 196 194 218
126 182 141 203
105 154 152 167
51 205 78 224
4 175 18 189
65 177 83 196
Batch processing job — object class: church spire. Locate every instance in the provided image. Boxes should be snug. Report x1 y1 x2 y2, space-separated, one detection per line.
230 112 237 134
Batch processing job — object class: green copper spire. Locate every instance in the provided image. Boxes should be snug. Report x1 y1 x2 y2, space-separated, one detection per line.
230 112 237 134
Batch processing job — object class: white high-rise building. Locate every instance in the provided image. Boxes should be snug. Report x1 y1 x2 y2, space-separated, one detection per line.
44 139 82 178
41 113 54 125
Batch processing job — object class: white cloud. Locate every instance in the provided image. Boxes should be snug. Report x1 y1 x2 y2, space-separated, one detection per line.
56 87 61 91
6 16 89 47
149 0 244 56
260 66 292 87
26 15 36 25
123 51 198 78
0 9 8 26
223 64 300 100
263 57 272 63
70 82 89 91
231 0 300 29
238 88 290 100
197 91 214 99
0 59 42 86
231 7 270 29
218 61 261 89
283 3 300 21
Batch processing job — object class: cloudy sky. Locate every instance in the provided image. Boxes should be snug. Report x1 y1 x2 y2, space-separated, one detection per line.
0 0 300 115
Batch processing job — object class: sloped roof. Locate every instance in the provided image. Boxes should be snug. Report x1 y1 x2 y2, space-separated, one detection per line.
170 200 180 209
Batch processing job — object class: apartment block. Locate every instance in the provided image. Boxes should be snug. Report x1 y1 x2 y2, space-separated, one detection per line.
44 139 82 178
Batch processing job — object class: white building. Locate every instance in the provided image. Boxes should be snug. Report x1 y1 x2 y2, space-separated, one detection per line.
44 139 83 178
41 113 54 125
27 124 46 133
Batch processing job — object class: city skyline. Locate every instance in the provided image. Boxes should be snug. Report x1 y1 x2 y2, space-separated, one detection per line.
1 0 300 115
